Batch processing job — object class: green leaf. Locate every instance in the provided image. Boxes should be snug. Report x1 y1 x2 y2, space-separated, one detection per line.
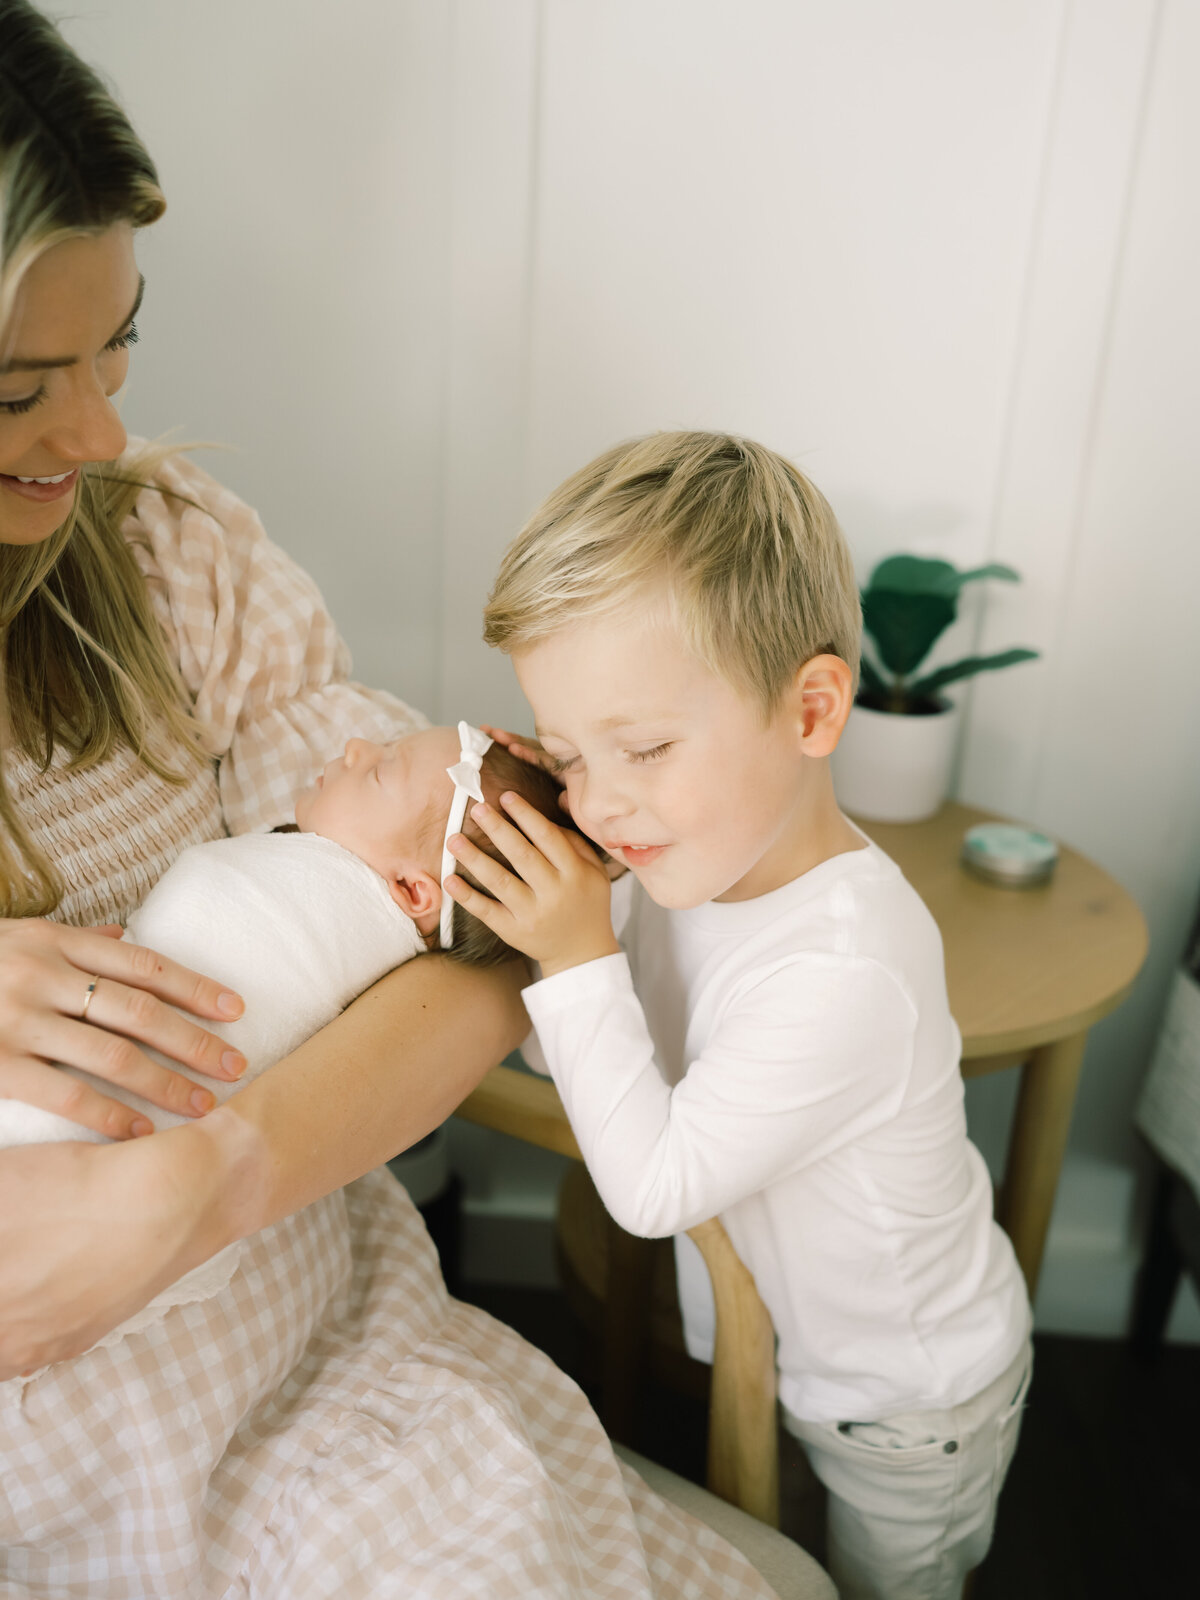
867 555 1022 599
954 563 1021 588
857 652 888 696
861 589 957 676
909 647 1039 698
868 555 961 598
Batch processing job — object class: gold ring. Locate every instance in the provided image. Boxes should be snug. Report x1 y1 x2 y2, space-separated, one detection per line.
79 975 100 1021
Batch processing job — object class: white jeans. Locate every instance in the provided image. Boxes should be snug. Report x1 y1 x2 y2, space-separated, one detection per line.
784 1339 1033 1600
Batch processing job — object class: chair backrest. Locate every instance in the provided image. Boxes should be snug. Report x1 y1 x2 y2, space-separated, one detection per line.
687 1217 780 1527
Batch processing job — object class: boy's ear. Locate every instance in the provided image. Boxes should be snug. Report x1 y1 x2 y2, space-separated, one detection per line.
387 866 443 931
792 654 855 757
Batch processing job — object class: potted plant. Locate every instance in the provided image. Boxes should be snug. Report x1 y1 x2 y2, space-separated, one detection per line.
832 554 1038 823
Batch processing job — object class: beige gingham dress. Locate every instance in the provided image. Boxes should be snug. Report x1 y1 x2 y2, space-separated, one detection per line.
0 455 776 1600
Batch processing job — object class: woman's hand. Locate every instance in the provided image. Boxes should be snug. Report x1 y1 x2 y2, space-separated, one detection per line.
0 919 246 1139
0 1118 236 1377
445 792 620 979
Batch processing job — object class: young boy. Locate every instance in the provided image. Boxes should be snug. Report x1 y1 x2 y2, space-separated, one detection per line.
445 432 1033 1600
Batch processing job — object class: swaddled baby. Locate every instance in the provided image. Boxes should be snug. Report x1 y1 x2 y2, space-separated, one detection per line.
0 723 560 1342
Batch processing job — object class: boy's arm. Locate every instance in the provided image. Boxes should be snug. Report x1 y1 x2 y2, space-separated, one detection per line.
441 791 915 1237
524 952 916 1238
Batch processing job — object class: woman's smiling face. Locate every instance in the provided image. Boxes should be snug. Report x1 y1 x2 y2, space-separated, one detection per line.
0 224 140 546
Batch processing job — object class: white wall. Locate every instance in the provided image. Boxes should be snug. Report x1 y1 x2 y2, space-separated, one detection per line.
65 0 1200 1334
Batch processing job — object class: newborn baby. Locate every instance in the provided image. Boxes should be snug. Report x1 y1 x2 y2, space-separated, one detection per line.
0 723 560 1341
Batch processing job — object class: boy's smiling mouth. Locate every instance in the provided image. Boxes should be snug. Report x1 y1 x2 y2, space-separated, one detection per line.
608 843 668 866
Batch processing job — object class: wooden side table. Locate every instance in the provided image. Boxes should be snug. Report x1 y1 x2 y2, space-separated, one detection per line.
861 801 1147 1293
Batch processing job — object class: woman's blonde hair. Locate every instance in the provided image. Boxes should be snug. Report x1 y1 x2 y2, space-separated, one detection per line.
0 0 206 917
485 431 862 712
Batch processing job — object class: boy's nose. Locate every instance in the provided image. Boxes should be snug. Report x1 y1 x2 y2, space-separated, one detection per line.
577 769 634 831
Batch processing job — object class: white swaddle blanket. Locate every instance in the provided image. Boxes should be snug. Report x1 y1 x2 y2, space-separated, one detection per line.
0 831 424 1346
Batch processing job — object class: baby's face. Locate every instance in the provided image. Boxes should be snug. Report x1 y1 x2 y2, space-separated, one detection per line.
294 727 461 885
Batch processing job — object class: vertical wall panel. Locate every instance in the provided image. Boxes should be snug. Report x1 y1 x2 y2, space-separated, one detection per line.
957 0 1163 818
1011 0 1200 1172
436 0 543 728
63 1 456 709
525 1 1061 589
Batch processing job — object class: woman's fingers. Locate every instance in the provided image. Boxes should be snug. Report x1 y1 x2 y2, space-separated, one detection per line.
60 926 244 1023
0 921 243 1136
18 1008 226 1121
64 974 245 1089
0 1056 154 1141
26 956 244 1092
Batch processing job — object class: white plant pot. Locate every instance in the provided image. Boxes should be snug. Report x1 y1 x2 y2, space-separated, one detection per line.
832 700 959 823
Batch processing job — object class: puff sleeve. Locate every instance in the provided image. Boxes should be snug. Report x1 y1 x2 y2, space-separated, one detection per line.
124 449 428 835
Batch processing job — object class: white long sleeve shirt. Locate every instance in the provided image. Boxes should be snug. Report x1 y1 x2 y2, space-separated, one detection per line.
523 838 1030 1425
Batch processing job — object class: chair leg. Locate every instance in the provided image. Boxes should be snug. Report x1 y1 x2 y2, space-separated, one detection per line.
1131 1165 1183 1362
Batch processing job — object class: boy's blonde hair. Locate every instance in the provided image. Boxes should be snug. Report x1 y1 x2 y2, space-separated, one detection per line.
484 431 861 711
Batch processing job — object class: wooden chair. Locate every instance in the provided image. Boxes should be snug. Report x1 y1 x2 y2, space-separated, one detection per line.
457 1062 782 1526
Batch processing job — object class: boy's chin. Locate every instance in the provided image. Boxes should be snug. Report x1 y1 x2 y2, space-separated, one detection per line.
628 864 711 912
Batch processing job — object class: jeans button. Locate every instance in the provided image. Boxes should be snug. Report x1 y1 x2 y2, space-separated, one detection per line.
943 1440 959 1454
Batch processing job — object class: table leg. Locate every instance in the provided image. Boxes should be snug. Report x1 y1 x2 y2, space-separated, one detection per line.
997 1029 1088 1297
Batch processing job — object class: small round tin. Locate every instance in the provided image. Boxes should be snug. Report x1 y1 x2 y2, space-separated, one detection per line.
961 823 1059 888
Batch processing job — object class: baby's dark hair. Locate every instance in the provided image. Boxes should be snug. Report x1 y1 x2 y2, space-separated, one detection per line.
446 743 574 968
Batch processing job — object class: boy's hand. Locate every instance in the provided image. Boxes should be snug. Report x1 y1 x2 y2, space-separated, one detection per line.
480 725 627 881
444 792 620 979
480 724 558 780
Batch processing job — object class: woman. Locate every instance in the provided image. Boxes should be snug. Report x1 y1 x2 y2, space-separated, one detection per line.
0 6 773 1597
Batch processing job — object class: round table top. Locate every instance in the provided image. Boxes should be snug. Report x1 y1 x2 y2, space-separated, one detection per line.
856 801 1148 1058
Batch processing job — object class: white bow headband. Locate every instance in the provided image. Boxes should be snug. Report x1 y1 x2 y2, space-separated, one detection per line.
439 720 494 949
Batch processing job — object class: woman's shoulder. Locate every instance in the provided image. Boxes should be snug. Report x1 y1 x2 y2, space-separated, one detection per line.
118 438 267 579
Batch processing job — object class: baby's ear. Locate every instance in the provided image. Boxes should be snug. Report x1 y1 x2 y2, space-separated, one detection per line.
389 868 442 929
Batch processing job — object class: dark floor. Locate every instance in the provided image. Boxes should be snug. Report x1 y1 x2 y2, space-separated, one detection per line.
456 1278 1200 1600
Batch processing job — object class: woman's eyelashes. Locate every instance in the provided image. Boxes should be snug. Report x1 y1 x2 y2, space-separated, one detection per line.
107 320 139 351
0 323 140 415
0 388 45 415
